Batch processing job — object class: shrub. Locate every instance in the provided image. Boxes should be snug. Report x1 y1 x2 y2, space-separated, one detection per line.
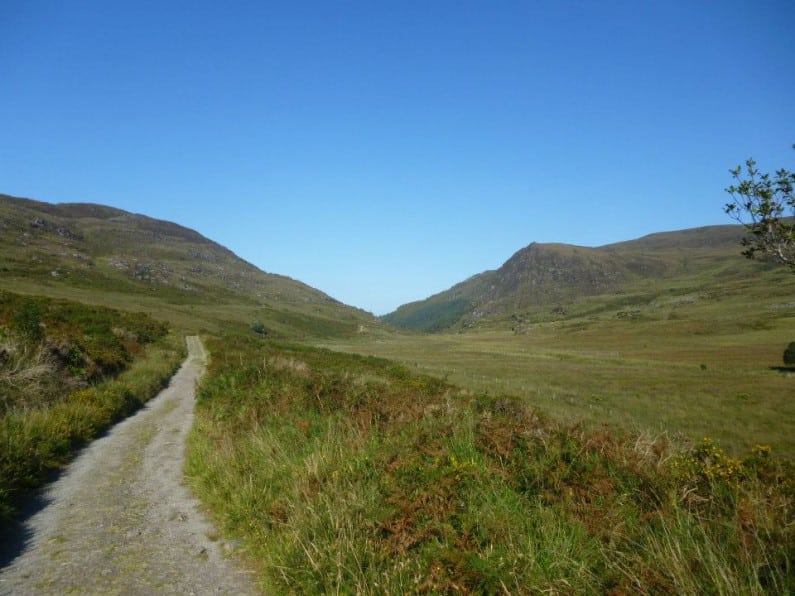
251 321 268 335
12 301 43 340
784 341 795 366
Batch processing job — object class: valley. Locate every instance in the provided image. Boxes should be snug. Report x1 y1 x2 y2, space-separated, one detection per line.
1 194 793 593
351 226 795 456
322 305 794 457
5 3 792 591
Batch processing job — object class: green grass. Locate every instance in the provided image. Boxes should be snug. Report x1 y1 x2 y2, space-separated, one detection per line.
323 270 795 458
4 194 793 591
0 193 378 341
0 290 170 411
187 335 793 593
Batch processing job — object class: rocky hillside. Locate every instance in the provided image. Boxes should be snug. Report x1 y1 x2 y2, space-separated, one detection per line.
0 194 375 336
383 225 770 331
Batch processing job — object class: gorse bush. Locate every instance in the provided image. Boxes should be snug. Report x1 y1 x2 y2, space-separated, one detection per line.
188 335 794 594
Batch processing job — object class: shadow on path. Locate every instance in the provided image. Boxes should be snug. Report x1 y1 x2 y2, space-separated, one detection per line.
0 487 53 568
0 418 131 568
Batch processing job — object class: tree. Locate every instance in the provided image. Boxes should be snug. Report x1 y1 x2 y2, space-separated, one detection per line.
724 147 795 270
784 342 795 367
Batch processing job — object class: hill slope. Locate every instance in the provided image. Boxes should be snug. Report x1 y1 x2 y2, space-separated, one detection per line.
0 194 376 337
382 224 781 331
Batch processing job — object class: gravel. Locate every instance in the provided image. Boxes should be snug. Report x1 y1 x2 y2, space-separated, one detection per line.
0 336 258 595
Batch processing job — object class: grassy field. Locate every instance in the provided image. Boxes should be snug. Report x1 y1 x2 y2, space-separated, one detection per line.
321 269 795 458
187 335 793 593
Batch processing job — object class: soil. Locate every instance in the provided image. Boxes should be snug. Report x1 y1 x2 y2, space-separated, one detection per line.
0 336 257 595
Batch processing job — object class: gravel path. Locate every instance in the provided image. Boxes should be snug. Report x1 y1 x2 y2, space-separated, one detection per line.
0 336 257 595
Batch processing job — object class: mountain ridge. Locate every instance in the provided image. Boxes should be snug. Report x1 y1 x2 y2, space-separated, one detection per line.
0 193 375 337
382 224 771 332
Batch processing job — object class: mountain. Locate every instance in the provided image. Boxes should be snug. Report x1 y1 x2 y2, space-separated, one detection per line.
0 194 376 337
383 224 786 331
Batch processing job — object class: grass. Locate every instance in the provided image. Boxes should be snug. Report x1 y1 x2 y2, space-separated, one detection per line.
322 269 795 458
3 194 793 591
0 290 170 403
0 291 185 526
187 334 793 593
0 193 377 340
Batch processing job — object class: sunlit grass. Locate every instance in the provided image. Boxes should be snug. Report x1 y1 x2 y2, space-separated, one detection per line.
321 274 795 457
187 335 794 593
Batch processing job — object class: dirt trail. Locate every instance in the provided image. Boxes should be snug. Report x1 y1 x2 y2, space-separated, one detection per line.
0 336 257 595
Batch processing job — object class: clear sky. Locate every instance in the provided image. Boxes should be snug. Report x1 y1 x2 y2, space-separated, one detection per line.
2 1 793 314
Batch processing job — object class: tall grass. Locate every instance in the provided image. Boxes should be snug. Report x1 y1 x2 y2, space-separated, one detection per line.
188 335 793 593
322 284 795 457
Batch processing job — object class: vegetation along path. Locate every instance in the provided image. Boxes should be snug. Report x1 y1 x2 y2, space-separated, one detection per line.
0 336 256 595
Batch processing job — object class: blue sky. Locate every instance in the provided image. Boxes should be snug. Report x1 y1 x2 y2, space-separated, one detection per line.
2 1 793 314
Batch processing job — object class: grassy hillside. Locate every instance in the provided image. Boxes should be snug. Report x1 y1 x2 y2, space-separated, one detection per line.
0 193 378 339
188 335 793 593
382 224 768 332
0 290 169 411
382 272 494 332
325 264 795 458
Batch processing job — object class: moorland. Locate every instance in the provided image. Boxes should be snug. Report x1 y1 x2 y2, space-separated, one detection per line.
1 193 792 593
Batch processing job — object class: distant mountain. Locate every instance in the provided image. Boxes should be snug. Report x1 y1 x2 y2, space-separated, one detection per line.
382 224 770 331
0 194 375 336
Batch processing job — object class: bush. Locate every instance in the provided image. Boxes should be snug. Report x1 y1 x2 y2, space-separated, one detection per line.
12 301 43 340
784 341 795 366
